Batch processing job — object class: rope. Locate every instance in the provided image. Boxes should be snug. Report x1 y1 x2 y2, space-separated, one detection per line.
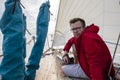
26 29 32 35
27 36 36 45
0 55 3 57
115 67 120 79
12 0 25 14
105 41 120 46
26 29 36 45
12 1 17 14
108 33 120 79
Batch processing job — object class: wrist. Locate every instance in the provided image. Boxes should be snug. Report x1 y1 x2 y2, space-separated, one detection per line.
62 53 69 59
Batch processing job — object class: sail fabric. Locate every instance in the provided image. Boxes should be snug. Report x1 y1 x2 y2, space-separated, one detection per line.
23 14 27 58
25 1 50 80
53 0 120 53
0 0 25 80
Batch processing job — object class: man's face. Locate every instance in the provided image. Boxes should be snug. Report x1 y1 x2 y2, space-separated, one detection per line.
70 21 84 38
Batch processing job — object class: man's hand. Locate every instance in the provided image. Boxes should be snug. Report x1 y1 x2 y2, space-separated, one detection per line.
62 54 69 64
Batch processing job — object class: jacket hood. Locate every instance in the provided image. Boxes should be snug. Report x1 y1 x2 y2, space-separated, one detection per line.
83 24 99 33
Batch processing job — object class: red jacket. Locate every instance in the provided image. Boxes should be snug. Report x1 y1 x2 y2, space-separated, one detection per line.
77 24 115 80
63 37 77 52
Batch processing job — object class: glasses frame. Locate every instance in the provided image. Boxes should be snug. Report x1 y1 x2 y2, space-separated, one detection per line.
70 27 81 32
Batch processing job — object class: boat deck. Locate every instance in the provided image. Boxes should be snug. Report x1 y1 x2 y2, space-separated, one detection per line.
35 50 86 80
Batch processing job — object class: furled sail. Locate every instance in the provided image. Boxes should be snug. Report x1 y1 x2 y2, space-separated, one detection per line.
0 0 25 79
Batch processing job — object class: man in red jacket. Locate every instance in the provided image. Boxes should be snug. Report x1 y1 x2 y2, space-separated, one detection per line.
62 18 89 79
62 18 116 80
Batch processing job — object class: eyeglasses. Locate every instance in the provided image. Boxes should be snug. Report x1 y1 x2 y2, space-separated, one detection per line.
70 27 81 31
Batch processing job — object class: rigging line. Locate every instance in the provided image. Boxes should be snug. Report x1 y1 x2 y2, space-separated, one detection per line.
19 1 25 9
26 28 32 35
105 41 120 46
0 54 3 57
12 0 25 14
27 36 36 45
12 1 17 14
26 28 36 44
108 33 120 78
49 10 53 16
32 36 35 44
115 67 120 79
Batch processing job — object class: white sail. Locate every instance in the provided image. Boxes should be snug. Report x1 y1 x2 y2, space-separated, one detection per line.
53 0 120 63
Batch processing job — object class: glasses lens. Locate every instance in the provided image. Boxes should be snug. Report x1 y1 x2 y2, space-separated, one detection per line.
70 27 81 31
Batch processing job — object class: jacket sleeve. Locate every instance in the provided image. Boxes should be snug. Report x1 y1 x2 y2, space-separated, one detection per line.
82 34 105 80
63 38 73 52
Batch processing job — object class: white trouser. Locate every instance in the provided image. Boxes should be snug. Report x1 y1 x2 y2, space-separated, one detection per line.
63 64 89 79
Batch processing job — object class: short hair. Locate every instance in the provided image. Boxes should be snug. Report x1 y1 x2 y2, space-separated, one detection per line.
69 18 86 28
